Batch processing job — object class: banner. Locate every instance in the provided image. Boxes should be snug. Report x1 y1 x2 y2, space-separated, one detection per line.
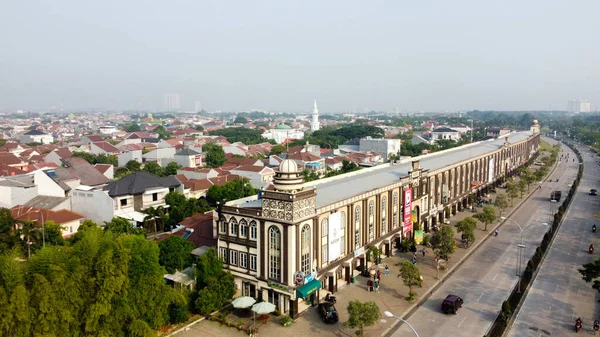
488 158 495 182
414 230 424 244
328 212 342 262
403 188 413 234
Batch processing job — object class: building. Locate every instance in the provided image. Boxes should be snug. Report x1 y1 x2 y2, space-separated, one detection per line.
164 93 181 110
19 130 54 145
429 127 461 143
486 128 512 138
98 125 118 134
359 138 401 162
215 123 541 318
262 125 305 144
173 148 202 168
310 100 320 132
568 99 592 113
10 205 85 238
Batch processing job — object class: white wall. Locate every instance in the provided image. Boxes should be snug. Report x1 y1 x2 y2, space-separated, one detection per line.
0 185 38 209
44 151 63 166
71 189 115 224
118 150 142 167
33 170 66 197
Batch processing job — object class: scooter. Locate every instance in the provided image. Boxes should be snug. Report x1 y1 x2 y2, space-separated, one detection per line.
593 225 597 233
576 321 582 332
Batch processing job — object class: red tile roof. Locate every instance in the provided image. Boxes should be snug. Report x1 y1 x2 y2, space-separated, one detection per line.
11 205 85 225
94 164 113 174
0 163 26 177
92 141 120 153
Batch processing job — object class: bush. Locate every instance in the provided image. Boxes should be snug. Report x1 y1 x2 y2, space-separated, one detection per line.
280 315 293 327
422 234 430 246
168 301 189 324
501 300 512 321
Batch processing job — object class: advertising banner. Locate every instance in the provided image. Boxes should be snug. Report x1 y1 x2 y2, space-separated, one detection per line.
328 212 342 262
403 188 413 234
414 230 424 244
488 158 495 182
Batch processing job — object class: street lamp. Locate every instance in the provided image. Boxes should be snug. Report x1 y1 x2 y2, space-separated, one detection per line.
383 311 420 337
500 216 548 293
467 119 474 143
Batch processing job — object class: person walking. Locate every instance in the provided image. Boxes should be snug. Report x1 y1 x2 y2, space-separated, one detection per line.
422 248 426 257
384 265 390 275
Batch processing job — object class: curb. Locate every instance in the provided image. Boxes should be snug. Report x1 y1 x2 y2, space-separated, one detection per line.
165 317 206 337
381 146 561 337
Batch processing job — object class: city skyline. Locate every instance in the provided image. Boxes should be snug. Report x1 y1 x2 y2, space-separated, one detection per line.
1 1 599 112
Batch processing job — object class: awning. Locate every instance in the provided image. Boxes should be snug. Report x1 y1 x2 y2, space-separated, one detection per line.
296 279 321 299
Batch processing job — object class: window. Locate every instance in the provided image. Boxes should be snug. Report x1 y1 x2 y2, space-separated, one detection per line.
230 218 238 236
219 217 227 234
250 254 257 271
321 218 328 238
152 193 158 202
355 206 361 248
240 252 248 268
250 221 257 240
70 226 73 233
269 226 281 280
321 218 328 266
368 200 374 241
301 225 311 274
321 244 328 267
230 250 238 266
340 211 345 256
120 199 128 207
240 219 248 238
219 247 228 263
393 192 398 229
381 196 387 235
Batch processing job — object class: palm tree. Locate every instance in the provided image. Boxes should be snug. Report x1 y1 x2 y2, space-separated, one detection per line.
18 220 42 259
143 206 157 233
143 206 169 234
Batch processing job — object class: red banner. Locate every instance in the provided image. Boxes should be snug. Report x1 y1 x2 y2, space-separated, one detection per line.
403 188 413 234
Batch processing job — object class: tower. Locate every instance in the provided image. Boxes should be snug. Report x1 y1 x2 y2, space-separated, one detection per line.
311 100 320 132
530 119 540 135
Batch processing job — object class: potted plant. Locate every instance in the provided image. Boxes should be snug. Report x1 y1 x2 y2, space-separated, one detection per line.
280 315 293 327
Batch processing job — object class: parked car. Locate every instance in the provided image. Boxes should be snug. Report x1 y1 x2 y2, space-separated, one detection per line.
591 189 598 196
441 295 463 314
317 302 339 323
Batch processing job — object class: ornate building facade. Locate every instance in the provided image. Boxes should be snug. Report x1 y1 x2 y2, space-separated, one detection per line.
217 124 541 318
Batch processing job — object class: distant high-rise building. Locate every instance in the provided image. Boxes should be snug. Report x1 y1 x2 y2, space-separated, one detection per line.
311 100 320 132
163 93 181 110
568 99 592 113
194 101 202 112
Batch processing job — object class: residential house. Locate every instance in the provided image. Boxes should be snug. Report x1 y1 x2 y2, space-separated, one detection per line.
19 129 54 145
286 151 326 176
173 148 202 168
44 148 73 166
116 143 143 167
176 167 218 180
81 135 104 144
98 125 118 134
0 153 28 171
22 195 70 211
95 164 114 180
51 157 111 191
142 147 176 167
225 157 264 167
11 205 85 238
359 137 401 162
429 127 462 143
0 175 38 208
90 141 120 155
229 165 275 188
158 139 184 150
486 127 512 138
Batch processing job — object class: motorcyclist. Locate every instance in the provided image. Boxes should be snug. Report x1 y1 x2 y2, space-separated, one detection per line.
594 224 597 233
576 317 582 331
590 244 595 253
494 229 499 237
594 319 599 331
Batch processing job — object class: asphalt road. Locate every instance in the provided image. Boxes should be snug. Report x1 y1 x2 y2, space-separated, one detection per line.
507 144 600 336
390 139 579 337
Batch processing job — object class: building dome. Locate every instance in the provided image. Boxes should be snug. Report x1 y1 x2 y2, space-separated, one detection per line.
275 124 292 130
278 159 298 173
532 119 539 124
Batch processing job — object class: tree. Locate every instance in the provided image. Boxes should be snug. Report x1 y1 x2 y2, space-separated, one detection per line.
43 220 65 246
518 179 527 198
163 161 181 176
507 181 519 206
269 144 286 156
345 300 381 337
126 160 142 172
194 247 235 315
143 161 163 176
474 205 497 231
104 217 135 235
123 123 141 132
455 217 477 245
143 206 168 234
430 225 455 260
19 220 42 259
206 178 257 204
494 194 509 217
234 116 248 124
398 261 421 300
165 190 187 207
579 259 600 293
521 167 534 191
154 125 172 140
158 236 194 273
208 127 268 145
0 208 19 253
114 167 131 179
204 143 227 168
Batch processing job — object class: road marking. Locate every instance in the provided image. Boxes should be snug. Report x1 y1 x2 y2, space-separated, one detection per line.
457 317 466 328
477 293 484 301
493 274 499 281
505 257 510 264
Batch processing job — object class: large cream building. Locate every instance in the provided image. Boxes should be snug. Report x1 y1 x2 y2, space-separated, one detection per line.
217 121 541 318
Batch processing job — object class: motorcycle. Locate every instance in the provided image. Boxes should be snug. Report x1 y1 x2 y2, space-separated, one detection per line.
325 293 336 304
594 225 597 233
576 318 583 333
590 245 595 254
594 320 599 334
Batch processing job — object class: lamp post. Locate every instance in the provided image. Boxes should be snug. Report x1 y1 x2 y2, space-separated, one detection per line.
500 216 548 293
468 119 474 143
383 311 420 337
34 209 46 247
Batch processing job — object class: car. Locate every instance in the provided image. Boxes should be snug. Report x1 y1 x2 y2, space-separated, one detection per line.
441 295 463 314
591 189 598 196
317 302 339 323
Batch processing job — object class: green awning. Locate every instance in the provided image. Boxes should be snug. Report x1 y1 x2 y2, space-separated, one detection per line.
296 279 321 299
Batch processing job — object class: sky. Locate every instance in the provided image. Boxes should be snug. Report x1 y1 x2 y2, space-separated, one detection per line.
0 1 599 113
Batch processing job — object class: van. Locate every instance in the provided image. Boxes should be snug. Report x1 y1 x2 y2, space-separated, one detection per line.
441 295 463 314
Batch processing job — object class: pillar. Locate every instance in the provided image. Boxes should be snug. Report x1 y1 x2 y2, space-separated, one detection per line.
345 266 351 283
328 276 335 293
289 299 299 319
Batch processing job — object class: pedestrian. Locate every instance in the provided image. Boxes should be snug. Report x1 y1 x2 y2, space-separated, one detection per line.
413 252 417 261
374 281 380 293
376 270 381 280
422 248 426 257
384 265 390 275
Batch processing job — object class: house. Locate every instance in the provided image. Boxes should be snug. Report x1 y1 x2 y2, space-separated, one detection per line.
0 175 38 208
94 164 114 180
71 171 183 226
81 135 104 144
22 195 71 211
229 165 275 188
158 139 184 150
98 125 118 134
324 157 345 171
116 143 143 167
44 148 73 166
286 151 326 176
10 205 85 238
142 148 176 167
0 153 29 171
429 127 462 143
173 148 202 168
51 157 111 191
225 157 264 167
176 167 218 180
19 129 54 145
358 137 401 162
177 212 216 247
90 141 120 155
486 127 512 138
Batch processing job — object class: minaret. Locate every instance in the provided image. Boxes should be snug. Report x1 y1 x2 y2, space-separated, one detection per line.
311 100 320 132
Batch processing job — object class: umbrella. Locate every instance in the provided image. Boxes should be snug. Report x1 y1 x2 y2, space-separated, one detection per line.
232 296 256 309
251 301 276 332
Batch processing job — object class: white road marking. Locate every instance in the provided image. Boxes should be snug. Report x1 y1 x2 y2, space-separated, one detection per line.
548 305 552 311
457 317 466 328
505 257 510 264
478 293 484 301
493 274 499 281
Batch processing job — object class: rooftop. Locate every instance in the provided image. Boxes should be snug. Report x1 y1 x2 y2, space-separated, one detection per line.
105 171 181 197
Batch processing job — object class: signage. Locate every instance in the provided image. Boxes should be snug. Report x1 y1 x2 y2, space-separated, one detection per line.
305 273 314 283
354 246 365 257
294 271 305 285
414 230 424 244
488 158 495 182
403 188 413 234
328 212 342 262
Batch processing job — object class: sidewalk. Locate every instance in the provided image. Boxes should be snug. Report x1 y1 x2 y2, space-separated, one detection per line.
178 153 557 337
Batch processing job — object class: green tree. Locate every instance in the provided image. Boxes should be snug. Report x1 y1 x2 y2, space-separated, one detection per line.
455 217 477 245
521 167 534 191
104 217 135 235
0 208 19 253
19 220 42 259
494 194 509 217
206 178 257 204
158 236 194 273
165 190 187 207
507 181 519 206
124 123 141 132
143 206 168 234
398 261 421 300
43 220 65 246
114 167 131 179
30 274 61 336
154 125 172 140
143 161 163 176
579 259 600 293
126 160 142 172
204 143 227 168
430 225 455 260
269 144 286 156
345 300 381 337
163 161 181 176
518 179 527 198
208 127 268 145
474 205 497 231
234 116 248 124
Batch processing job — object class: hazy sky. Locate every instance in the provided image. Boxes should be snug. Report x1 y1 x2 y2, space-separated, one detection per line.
1 1 598 112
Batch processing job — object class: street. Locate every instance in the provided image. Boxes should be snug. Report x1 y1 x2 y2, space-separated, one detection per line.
507 145 600 336
391 139 579 337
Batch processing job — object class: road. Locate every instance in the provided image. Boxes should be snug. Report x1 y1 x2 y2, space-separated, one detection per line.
390 139 579 337
507 144 600 336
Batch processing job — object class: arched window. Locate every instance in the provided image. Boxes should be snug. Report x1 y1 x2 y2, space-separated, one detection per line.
321 218 329 267
269 226 281 281
240 219 248 238
368 200 374 241
230 218 238 236
301 225 311 274
393 192 398 229
355 206 361 248
220 216 227 233
340 211 346 256
381 196 387 235
250 220 257 240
